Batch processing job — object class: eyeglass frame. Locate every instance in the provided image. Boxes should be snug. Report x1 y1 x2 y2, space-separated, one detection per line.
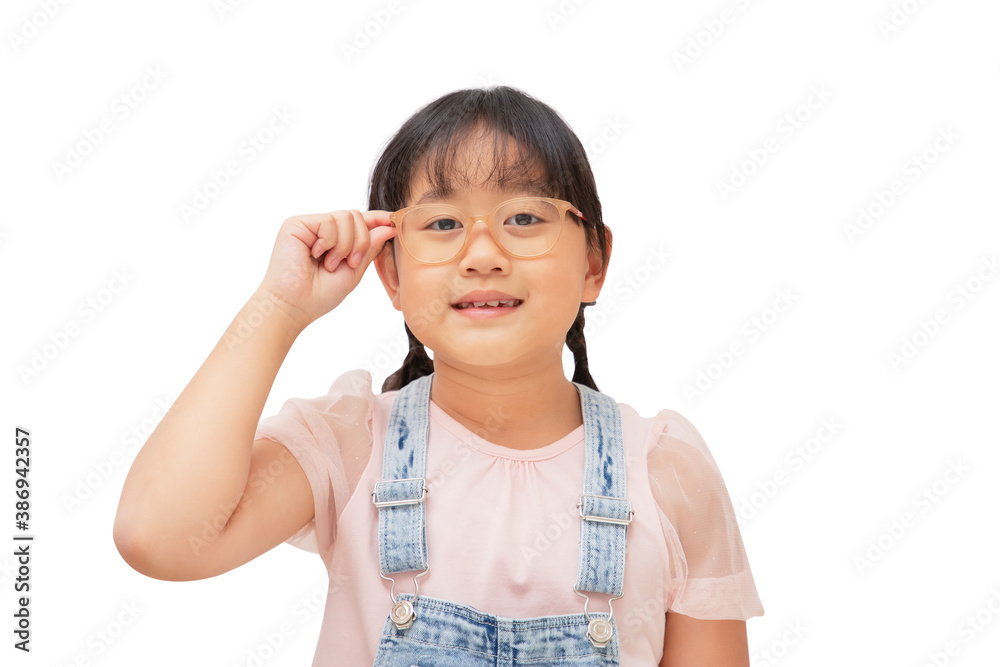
388 196 588 265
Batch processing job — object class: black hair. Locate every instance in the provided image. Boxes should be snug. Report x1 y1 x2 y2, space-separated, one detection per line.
367 86 611 393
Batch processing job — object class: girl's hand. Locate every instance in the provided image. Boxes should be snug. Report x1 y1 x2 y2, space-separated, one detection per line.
257 209 397 330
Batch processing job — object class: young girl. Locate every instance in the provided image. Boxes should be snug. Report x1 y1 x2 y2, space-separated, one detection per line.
114 86 763 666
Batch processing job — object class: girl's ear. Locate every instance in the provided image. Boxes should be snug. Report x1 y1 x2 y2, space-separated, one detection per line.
373 242 403 311
581 225 613 304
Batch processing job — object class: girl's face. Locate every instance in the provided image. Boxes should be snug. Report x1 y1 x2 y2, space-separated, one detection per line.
374 135 609 376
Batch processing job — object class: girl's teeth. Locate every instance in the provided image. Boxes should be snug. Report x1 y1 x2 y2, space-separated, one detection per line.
457 299 519 309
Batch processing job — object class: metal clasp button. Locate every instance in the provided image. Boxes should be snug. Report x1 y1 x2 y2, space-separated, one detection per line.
587 617 614 648
390 599 416 630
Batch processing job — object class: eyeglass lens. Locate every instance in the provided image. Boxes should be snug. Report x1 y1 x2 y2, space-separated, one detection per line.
400 199 564 263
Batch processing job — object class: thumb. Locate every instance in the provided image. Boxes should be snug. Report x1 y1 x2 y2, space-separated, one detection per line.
360 224 398 265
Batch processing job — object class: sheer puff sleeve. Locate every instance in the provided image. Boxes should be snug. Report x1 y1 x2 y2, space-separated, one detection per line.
647 409 764 620
252 369 376 571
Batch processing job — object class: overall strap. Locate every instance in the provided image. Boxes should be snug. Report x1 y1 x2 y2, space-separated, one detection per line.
372 372 433 575
573 382 633 597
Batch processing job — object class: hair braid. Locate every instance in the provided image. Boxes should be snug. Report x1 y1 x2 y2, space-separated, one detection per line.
380 322 434 392
566 303 598 392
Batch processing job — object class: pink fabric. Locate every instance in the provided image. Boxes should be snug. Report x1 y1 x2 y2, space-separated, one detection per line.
254 369 763 666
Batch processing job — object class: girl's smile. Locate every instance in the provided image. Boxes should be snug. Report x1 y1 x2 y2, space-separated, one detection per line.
451 289 524 317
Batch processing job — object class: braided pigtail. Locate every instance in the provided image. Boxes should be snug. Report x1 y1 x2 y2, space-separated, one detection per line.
566 303 598 392
380 322 434 392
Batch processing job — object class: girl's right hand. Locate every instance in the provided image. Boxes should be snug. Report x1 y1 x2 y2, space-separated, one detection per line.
257 209 398 330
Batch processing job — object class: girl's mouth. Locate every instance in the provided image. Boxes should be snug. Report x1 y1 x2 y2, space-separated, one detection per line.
452 299 523 318
452 299 522 310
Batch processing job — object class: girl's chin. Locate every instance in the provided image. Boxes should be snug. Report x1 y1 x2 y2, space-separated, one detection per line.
429 348 521 370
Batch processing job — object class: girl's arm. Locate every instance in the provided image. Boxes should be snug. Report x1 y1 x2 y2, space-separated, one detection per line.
659 613 750 667
114 210 394 581
113 289 314 581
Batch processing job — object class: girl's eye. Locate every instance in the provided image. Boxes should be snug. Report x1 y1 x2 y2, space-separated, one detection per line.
426 217 462 231
505 213 541 227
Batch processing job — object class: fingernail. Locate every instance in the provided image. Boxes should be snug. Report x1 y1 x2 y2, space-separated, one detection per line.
351 252 363 266
330 257 341 271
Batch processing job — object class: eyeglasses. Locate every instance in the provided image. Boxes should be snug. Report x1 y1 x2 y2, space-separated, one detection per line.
389 197 586 265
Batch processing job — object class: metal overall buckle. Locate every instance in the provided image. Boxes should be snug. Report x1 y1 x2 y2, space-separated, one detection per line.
372 477 427 508
573 587 624 648
379 567 429 630
574 493 632 648
372 477 430 630
576 493 634 526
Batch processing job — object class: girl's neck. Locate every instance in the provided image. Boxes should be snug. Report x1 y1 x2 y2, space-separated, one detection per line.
428 361 583 451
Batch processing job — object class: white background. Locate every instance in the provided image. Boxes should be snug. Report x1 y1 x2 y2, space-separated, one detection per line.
3 0 999 665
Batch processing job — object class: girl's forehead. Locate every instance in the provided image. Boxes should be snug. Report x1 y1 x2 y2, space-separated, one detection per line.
405 130 554 206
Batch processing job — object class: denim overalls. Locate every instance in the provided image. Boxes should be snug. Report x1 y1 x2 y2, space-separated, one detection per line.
370 373 634 666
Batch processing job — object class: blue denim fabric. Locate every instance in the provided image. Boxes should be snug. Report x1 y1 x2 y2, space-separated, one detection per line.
372 595 620 666
372 373 630 665
373 371 433 575
574 383 630 597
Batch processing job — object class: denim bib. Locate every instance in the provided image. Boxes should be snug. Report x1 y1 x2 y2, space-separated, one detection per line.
370 373 633 666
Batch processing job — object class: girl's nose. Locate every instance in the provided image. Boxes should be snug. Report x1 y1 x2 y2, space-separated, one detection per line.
460 218 509 265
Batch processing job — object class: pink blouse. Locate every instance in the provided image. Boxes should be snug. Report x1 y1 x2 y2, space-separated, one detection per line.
254 369 763 665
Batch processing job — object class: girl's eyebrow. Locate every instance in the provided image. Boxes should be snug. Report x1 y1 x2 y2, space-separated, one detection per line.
414 187 450 206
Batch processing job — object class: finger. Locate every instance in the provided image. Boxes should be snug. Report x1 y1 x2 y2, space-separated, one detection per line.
299 212 339 262
365 224 398 262
291 211 392 270
348 210 370 269
314 211 381 267
369 224 398 245
361 209 394 228
328 210 358 271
